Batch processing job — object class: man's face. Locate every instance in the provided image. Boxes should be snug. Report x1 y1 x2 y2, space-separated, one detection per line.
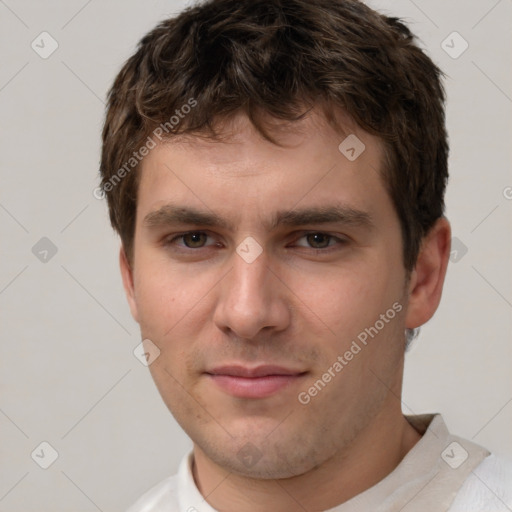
122 110 411 479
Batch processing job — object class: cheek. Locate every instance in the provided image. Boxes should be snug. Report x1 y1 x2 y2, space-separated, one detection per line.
132 258 219 358
299 269 406 385
300 265 396 342
133 259 190 338
136 277 173 325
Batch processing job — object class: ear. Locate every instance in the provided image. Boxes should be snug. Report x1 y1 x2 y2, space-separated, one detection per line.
119 245 140 324
405 217 451 329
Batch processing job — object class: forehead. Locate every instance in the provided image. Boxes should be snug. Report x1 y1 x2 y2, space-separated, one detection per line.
135 109 390 226
159 108 376 163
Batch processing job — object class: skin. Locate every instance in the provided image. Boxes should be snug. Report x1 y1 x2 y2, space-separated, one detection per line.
120 108 451 511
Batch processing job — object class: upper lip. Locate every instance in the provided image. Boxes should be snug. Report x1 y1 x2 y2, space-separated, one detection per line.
206 365 307 378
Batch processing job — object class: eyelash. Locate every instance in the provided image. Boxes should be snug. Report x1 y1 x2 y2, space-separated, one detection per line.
163 231 348 253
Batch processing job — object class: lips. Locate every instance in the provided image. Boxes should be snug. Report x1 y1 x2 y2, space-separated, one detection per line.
207 365 304 378
205 365 307 399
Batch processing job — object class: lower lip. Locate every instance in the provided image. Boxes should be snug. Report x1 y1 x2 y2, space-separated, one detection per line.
207 374 304 399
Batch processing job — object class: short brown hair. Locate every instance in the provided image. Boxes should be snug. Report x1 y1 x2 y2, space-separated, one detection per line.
100 0 448 270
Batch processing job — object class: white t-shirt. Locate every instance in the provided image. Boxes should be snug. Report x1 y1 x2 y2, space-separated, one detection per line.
126 414 512 511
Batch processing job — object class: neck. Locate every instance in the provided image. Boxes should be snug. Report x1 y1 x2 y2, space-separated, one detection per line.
192 404 422 512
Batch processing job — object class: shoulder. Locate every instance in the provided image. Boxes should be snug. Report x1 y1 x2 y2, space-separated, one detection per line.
449 453 512 511
125 474 180 512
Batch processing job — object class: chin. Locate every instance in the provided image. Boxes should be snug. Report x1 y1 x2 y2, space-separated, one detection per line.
211 446 316 480
196 426 326 480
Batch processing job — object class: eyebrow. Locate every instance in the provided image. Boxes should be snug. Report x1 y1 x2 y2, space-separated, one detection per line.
143 204 374 232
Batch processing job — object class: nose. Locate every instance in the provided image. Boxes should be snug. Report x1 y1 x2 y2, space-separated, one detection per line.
213 248 291 340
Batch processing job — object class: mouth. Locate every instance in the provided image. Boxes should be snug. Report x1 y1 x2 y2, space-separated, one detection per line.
205 365 308 399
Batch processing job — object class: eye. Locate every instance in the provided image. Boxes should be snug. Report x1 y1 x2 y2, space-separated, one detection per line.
294 232 345 250
182 232 208 248
165 231 216 249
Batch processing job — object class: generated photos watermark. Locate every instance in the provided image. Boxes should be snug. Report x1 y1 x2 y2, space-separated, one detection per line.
298 301 403 405
93 97 197 199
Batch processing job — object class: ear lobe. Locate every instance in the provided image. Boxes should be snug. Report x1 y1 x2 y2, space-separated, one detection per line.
119 245 140 324
405 217 451 329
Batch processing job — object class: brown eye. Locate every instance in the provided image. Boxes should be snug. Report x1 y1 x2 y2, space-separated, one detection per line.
182 232 208 248
306 233 332 249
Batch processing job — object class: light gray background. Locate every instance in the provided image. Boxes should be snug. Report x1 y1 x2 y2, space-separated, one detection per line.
1 0 511 510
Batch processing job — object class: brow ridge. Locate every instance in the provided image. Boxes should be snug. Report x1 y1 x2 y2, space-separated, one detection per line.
143 204 374 232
